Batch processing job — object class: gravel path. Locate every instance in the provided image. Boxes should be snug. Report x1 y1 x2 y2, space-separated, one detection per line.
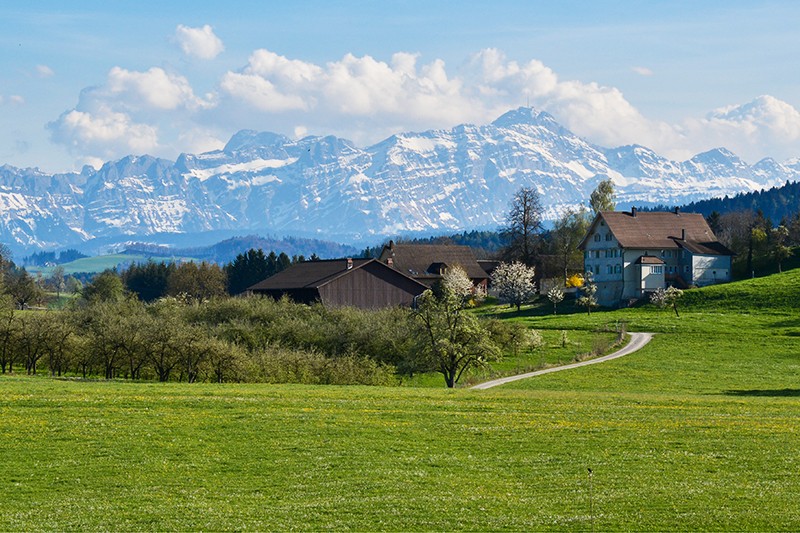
470 332 654 390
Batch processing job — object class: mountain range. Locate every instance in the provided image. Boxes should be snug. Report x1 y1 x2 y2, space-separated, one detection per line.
1 107 798 256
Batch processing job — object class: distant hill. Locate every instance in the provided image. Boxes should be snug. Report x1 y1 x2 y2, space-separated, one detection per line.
645 179 800 222
122 235 359 264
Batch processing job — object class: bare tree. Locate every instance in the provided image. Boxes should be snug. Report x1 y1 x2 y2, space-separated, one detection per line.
501 186 543 266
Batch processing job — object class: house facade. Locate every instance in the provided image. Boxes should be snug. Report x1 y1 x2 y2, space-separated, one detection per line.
578 208 734 306
246 258 428 309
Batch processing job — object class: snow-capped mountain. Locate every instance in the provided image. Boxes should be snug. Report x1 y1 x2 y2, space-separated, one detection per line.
1 107 797 254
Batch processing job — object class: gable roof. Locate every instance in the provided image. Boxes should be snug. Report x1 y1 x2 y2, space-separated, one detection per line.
379 242 488 281
579 210 734 256
247 258 376 291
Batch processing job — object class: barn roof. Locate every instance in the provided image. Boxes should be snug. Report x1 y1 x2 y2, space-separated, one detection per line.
247 259 372 290
379 242 488 280
246 258 429 292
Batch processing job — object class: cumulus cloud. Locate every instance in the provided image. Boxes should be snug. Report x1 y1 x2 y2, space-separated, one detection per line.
679 95 800 162
48 65 215 162
175 24 224 60
48 47 800 167
48 107 159 159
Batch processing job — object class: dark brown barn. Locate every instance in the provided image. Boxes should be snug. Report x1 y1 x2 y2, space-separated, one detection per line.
246 258 428 309
378 241 489 290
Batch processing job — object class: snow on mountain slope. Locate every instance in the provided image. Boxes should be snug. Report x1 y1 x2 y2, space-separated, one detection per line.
0 108 796 254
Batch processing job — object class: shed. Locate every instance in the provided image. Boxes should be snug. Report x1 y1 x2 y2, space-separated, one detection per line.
246 258 428 309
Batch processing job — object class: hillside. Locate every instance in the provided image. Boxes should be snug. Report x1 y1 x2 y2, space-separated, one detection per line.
647 178 800 222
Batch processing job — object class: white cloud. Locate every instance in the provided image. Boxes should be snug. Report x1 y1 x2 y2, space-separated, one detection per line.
106 66 213 111
175 24 224 60
631 66 653 76
48 65 216 163
36 64 55 78
9 95 25 105
48 107 159 158
48 47 800 168
680 95 800 162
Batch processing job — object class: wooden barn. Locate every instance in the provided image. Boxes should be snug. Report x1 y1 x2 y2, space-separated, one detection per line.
245 258 428 309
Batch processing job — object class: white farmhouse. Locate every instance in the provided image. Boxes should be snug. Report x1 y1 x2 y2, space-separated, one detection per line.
578 208 734 306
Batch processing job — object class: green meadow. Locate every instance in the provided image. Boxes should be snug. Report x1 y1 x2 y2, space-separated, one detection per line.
2 270 800 530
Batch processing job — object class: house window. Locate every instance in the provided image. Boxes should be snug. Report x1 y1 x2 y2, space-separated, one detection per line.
594 250 601 259
651 266 663 274
684 265 690 273
594 234 601 242
665 251 672 258
660 250 665 257
605 233 612 241
594 265 600 274
607 265 613 274
615 265 621 274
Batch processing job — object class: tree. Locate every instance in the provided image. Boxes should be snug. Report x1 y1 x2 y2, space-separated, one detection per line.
547 286 565 314
50 265 66 298
491 261 537 311
440 265 474 303
770 225 792 273
81 270 126 304
167 261 227 302
500 186 543 266
650 286 684 317
590 178 616 213
4 267 44 309
226 248 273 295
122 261 174 302
576 271 598 315
411 274 500 388
552 207 591 282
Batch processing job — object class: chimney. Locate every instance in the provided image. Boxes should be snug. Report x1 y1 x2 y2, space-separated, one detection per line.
346 258 353 270
388 239 394 250
674 206 680 215
631 206 637 217
681 228 686 240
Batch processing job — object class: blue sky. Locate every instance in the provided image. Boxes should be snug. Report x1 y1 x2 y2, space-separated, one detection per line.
2 1 800 171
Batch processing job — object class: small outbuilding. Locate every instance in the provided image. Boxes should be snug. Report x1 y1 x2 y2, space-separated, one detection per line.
245 258 428 309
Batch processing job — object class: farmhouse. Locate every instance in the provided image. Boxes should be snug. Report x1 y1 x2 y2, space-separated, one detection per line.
378 241 489 290
246 258 427 309
578 208 734 306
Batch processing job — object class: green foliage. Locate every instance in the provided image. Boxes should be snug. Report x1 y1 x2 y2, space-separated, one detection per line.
225 248 273 295
80 270 126 304
412 288 500 388
166 261 227 302
122 260 175 302
589 178 616 213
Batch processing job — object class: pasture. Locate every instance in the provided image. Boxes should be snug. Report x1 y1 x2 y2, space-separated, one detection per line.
2 269 799 530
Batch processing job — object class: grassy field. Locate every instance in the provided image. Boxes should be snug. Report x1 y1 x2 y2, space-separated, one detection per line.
2 269 800 530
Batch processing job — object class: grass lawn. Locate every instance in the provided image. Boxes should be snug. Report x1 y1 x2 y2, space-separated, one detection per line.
2 269 800 530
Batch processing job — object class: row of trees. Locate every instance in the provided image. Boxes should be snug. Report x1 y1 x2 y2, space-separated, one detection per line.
0 267 543 388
